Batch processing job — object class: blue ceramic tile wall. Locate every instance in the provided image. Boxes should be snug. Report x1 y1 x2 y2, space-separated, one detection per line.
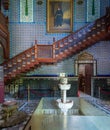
87 0 100 22
100 0 110 16
86 41 110 75
74 0 86 22
6 0 110 75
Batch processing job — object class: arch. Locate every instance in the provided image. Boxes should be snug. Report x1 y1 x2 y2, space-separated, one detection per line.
77 52 93 61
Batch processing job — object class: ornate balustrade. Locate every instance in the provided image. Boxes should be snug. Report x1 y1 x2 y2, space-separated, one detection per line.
4 45 37 81
53 14 109 61
3 44 56 82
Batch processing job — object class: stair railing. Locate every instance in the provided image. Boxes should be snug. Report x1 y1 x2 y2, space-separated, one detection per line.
53 14 108 60
4 45 37 78
3 7 110 82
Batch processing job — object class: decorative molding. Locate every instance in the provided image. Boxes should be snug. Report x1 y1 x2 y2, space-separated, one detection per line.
77 52 93 60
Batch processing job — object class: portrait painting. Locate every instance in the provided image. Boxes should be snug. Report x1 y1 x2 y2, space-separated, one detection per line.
47 0 73 33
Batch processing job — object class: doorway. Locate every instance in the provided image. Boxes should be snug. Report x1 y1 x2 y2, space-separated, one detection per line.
78 63 93 95
75 52 96 95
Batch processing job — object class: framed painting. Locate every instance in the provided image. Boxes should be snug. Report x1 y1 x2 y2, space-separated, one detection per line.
47 0 73 33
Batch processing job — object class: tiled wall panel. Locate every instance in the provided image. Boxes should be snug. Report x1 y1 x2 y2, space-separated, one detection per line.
87 0 100 22
100 0 110 16
74 0 86 22
8 0 110 76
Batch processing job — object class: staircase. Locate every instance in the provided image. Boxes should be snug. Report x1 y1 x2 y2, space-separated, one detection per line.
3 11 110 84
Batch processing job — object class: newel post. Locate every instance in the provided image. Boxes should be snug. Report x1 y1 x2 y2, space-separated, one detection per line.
35 40 37 59
52 37 56 59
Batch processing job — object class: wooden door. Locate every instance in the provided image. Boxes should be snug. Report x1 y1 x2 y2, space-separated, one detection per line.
85 64 93 95
78 63 93 95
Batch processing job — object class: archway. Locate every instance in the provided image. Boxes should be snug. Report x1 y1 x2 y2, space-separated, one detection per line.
74 52 96 95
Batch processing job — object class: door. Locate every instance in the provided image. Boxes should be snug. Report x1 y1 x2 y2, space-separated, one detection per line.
78 63 93 95
85 64 93 95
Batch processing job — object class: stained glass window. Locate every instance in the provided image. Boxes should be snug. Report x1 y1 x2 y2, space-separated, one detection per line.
20 0 33 22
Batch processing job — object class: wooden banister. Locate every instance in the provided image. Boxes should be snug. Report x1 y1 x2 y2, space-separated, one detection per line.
3 10 110 84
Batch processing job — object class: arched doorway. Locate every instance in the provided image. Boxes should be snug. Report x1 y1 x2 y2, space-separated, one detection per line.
74 52 96 95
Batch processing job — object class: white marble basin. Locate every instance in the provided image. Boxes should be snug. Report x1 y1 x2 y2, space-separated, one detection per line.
56 99 74 115
59 84 71 90
57 99 73 109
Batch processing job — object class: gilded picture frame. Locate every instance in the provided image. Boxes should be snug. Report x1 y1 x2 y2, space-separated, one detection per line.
47 0 73 33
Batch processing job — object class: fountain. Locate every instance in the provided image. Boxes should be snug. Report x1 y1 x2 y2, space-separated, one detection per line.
56 73 73 115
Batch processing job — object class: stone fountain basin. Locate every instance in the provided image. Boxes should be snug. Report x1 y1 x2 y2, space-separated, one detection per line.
59 84 71 90
56 99 74 109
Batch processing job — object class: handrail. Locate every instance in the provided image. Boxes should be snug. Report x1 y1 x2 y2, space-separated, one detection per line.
3 11 109 66
2 45 36 65
53 14 108 57
53 14 107 46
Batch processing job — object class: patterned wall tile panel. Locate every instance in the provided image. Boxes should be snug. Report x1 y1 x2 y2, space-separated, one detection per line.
100 0 110 16
20 0 33 22
8 0 110 75
87 0 100 22
74 0 86 22
86 41 110 75
27 58 75 76
9 0 19 22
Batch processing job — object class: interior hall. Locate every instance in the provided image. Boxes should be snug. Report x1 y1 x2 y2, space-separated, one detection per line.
0 0 110 130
